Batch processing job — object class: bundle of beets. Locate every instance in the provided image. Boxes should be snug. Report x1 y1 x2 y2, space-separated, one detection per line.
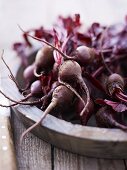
1 14 127 141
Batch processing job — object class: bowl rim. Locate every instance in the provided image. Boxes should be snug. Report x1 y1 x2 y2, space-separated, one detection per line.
14 102 127 143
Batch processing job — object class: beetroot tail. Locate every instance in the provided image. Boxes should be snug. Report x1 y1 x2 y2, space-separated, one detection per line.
20 99 57 144
0 89 45 105
1 54 23 92
78 77 90 116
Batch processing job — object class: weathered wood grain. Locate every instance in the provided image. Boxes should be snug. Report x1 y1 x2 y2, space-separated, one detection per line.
97 159 125 170
53 148 125 170
11 110 52 170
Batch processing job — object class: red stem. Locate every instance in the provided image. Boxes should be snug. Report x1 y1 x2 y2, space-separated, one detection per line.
115 92 127 103
91 54 126 78
61 34 73 53
18 25 69 60
100 51 112 75
84 72 105 92
100 49 112 53
118 91 127 100
23 33 32 47
92 66 104 78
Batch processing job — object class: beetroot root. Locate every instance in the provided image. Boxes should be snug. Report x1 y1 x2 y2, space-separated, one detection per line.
75 94 94 125
59 60 90 116
106 73 127 103
96 106 127 131
34 46 55 77
74 45 97 65
20 85 75 142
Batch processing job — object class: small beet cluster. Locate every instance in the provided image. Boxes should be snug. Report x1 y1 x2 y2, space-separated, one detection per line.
1 14 127 140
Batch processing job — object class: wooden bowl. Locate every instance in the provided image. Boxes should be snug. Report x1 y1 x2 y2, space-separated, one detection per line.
3 52 127 159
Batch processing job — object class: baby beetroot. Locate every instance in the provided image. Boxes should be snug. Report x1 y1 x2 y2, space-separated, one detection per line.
34 46 55 77
106 73 127 103
59 60 90 116
0 81 59 108
29 80 42 96
20 85 75 141
23 63 36 82
106 73 124 95
23 63 36 90
0 80 43 107
96 106 127 131
74 45 97 65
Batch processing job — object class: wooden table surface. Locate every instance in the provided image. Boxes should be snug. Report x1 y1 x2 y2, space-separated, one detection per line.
1 0 127 169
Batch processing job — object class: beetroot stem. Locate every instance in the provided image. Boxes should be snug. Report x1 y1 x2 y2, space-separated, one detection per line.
61 34 73 53
9 75 30 92
100 51 112 75
115 92 127 103
92 55 127 78
100 49 112 53
118 91 127 100
92 66 104 77
18 25 69 60
1 54 24 92
99 28 112 75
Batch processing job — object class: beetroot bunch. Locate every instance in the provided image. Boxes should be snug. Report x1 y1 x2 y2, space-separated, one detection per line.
1 14 127 140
